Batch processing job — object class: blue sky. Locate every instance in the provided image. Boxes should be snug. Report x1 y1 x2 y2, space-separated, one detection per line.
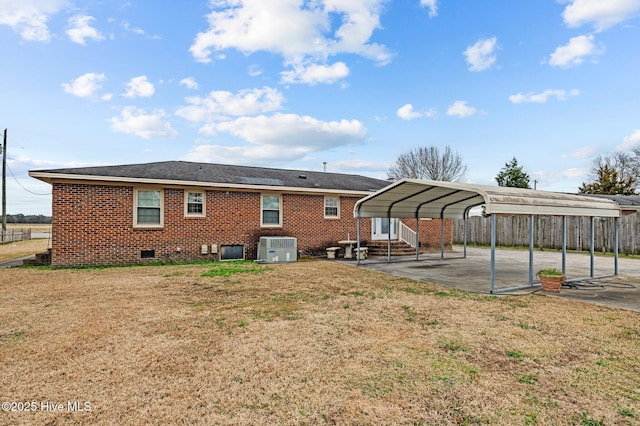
1 0 640 215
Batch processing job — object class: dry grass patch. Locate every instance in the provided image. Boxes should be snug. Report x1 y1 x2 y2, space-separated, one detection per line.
0 238 51 263
5 223 52 233
1 260 639 425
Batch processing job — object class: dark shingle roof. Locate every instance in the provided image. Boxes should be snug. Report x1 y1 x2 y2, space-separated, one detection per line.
583 194 640 209
31 161 390 193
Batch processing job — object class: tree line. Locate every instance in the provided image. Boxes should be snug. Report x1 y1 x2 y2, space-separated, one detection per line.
4 214 52 224
387 145 640 195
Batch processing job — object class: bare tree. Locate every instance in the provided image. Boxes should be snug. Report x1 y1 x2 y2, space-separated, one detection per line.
387 146 468 182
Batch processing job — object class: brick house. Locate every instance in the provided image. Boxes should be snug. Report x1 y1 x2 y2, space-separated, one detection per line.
29 161 452 267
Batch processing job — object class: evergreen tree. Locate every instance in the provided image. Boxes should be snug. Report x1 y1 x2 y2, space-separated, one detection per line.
578 163 636 195
495 157 531 188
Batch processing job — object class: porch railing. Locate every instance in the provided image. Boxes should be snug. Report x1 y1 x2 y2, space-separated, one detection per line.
399 221 417 248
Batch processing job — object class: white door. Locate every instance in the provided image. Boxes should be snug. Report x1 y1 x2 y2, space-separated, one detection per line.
372 218 398 240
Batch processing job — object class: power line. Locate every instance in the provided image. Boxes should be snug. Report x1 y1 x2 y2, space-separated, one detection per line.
6 162 51 196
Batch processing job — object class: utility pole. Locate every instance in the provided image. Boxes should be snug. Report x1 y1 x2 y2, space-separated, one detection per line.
2 128 6 232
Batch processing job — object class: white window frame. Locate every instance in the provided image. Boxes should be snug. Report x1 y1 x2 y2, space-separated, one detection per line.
134 188 164 228
261 193 282 227
184 190 206 217
324 196 340 219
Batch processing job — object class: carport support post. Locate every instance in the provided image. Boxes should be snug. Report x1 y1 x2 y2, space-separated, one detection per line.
528 214 534 287
614 217 619 275
490 213 496 293
562 216 567 276
356 216 361 266
590 216 595 278
440 217 445 260
387 216 391 263
463 214 467 258
415 217 420 260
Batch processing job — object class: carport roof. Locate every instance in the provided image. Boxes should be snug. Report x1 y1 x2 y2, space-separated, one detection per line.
354 179 622 219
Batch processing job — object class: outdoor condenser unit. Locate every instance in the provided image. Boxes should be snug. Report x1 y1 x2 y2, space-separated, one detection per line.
257 237 297 263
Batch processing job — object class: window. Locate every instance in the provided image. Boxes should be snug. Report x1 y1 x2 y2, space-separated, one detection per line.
261 194 281 226
324 196 340 218
185 191 205 217
134 189 163 227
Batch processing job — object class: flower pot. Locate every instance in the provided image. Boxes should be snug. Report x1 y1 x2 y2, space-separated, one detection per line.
538 274 565 293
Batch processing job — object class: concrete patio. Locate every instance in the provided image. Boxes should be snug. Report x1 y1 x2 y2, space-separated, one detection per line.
349 246 640 312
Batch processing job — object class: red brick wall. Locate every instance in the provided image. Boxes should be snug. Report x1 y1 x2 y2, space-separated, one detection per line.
401 218 453 251
50 182 453 267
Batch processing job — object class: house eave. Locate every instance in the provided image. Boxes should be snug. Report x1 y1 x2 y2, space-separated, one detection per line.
28 171 377 196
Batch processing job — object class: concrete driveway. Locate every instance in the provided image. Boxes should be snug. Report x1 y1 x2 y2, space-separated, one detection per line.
353 246 640 312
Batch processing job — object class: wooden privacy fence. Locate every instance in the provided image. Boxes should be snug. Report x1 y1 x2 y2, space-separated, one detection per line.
453 213 640 255
0 228 32 243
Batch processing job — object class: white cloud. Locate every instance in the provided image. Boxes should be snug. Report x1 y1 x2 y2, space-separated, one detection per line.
446 100 478 117
122 20 144 35
549 34 603 68
562 0 640 31
61 72 106 98
0 0 68 41
108 106 177 139
420 0 438 18
325 159 389 174
530 167 589 191
213 113 366 147
183 113 367 164
179 77 199 90
176 87 285 123
281 61 349 85
121 20 160 39
248 64 263 77
123 75 155 98
66 15 104 45
615 129 640 151
463 37 497 72
396 104 437 120
182 144 309 165
509 89 580 104
562 146 598 158
189 0 391 76
561 167 590 179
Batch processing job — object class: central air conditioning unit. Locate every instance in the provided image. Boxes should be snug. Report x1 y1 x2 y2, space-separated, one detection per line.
257 237 297 263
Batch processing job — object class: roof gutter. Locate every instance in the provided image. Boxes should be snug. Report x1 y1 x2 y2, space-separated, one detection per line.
28 171 377 197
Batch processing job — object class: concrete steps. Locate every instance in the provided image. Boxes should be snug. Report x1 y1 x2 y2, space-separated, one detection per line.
22 249 52 266
366 240 417 257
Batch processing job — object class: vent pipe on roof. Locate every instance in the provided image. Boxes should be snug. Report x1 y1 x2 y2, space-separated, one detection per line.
323 162 327 172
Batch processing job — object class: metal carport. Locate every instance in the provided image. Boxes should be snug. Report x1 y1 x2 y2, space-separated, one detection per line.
353 179 624 293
